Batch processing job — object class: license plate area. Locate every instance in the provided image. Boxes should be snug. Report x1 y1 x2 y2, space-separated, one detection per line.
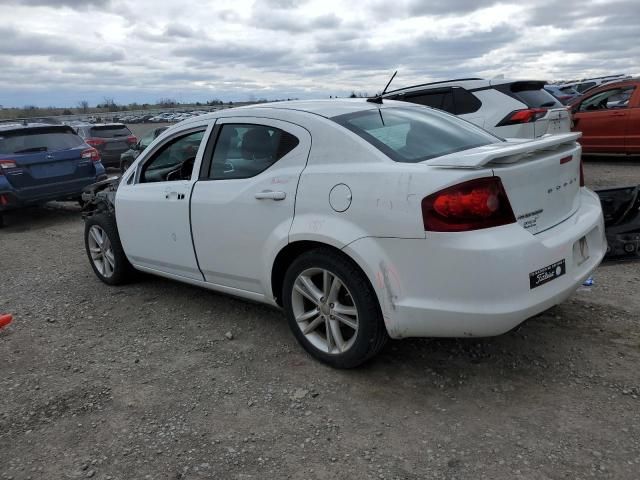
529 259 566 289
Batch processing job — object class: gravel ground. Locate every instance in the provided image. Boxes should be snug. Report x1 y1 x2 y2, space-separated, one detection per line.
1 155 639 480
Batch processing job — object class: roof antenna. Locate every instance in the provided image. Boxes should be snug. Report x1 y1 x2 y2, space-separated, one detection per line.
367 70 397 104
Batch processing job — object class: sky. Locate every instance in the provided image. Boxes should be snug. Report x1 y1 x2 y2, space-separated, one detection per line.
0 0 638 107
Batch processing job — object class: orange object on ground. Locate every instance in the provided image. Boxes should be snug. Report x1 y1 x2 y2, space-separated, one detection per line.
0 314 13 328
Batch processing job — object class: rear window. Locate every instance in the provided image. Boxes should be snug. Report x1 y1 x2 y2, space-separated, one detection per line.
0 127 84 154
332 107 499 163
89 125 132 138
497 82 562 108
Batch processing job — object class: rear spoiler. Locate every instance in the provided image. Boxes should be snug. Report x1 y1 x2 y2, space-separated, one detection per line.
426 132 581 169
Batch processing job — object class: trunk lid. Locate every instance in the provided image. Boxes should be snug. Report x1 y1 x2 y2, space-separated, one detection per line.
535 107 571 136
426 133 583 234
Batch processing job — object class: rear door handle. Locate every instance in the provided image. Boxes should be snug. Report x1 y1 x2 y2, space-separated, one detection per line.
254 190 286 201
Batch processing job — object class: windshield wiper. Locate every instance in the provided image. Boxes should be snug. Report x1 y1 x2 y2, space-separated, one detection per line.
14 146 48 153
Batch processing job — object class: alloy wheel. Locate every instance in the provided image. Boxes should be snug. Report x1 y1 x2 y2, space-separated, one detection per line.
290 268 359 354
87 225 115 278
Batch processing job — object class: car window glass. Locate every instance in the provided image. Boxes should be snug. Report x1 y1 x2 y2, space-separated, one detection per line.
207 124 299 180
140 130 205 183
89 125 132 138
452 88 482 115
333 107 499 163
579 87 635 112
577 82 596 93
405 90 455 114
0 128 83 154
139 131 155 148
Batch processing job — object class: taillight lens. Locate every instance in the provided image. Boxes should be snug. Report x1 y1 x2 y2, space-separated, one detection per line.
85 138 106 147
82 147 101 162
422 177 516 232
127 135 138 144
496 108 548 126
0 159 17 169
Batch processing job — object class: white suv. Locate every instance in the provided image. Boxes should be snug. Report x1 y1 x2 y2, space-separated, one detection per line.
383 78 571 139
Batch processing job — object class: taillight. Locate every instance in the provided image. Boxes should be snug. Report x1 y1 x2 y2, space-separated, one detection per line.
127 135 138 144
496 108 547 126
0 159 17 174
85 138 106 147
421 177 516 232
82 147 101 162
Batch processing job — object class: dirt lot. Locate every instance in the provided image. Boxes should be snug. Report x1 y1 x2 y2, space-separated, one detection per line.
1 151 639 479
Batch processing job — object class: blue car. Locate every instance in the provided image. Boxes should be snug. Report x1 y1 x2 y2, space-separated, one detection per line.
0 123 106 226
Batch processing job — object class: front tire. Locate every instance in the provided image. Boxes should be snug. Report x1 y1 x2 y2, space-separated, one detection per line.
84 213 133 285
282 248 388 368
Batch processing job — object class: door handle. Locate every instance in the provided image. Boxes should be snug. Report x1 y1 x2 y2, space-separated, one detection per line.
254 190 286 201
165 192 185 200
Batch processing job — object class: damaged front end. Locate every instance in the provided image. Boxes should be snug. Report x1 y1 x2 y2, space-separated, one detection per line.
596 185 640 259
80 176 120 219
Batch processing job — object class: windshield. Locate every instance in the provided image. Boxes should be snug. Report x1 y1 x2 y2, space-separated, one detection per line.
332 106 499 163
0 127 84 154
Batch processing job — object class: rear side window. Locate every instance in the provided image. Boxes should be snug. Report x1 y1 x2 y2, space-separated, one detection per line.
452 88 482 114
402 89 455 114
576 82 596 93
0 127 84 154
207 124 299 180
496 82 562 108
89 125 132 138
332 107 499 163
394 88 481 115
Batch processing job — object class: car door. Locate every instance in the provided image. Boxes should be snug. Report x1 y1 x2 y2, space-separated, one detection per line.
190 117 311 294
625 86 640 154
572 85 635 153
115 123 212 280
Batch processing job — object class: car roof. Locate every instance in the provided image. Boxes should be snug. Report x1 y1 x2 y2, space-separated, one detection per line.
382 78 546 96
185 98 416 121
0 122 70 133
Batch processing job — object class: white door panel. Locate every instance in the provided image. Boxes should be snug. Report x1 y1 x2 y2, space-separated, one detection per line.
191 117 311 295
116 124 213 280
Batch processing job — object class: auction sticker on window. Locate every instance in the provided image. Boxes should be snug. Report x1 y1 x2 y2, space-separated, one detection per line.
529 259 566 289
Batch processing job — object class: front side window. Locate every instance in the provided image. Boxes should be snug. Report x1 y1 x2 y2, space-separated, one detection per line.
207 124 299 180
579 87 635 111
141 130 205 183
332 107 499 163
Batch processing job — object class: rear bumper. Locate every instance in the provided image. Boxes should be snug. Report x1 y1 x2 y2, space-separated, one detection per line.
344 188 605 339
0 172 104 211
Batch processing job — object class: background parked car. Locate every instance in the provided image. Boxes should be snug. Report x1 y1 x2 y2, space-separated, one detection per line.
558 74 631 95
74 123 137 168
544 84 581 104
569 78 639 155
0 123 105 226
383 78 570 139
119 126 169 172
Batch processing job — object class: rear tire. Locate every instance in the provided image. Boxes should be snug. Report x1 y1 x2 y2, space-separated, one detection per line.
282 248 388 368
84 212 133 285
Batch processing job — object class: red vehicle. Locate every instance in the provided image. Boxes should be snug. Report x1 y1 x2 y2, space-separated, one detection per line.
569 78 640 155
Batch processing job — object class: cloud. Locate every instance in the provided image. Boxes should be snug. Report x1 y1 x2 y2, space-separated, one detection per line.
0 0 637 107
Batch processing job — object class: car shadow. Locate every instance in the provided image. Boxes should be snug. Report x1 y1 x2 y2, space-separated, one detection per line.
0 201 81 232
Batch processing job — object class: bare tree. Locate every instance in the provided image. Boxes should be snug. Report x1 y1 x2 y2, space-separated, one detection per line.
78 100 89 113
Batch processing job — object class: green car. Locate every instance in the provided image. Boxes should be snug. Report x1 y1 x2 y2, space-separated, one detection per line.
119 126 169 173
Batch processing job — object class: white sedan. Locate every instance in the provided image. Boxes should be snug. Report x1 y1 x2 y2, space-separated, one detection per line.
82 99 605 368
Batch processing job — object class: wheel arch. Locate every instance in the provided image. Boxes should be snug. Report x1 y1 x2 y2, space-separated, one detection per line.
270 240 380 311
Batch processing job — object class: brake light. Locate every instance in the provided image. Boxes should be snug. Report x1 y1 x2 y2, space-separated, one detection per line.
81 147 101 162
421 177 516 232
0 160 17 170
127 135 138 144
85 138 106 147
496 108 547 126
